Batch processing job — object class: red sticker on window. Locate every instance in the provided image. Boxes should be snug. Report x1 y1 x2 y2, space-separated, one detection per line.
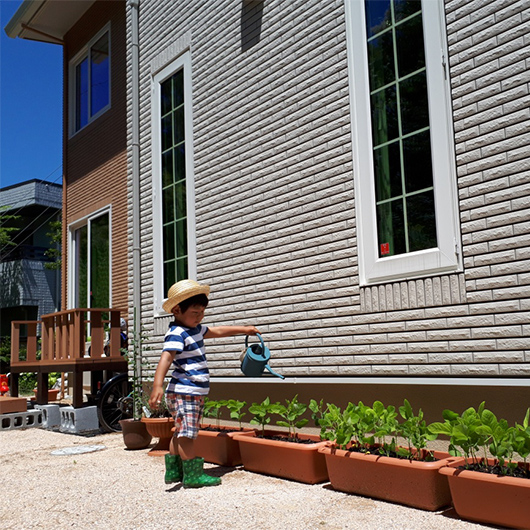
380 243 390 255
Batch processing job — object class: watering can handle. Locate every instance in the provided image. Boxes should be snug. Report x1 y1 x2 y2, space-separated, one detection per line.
245 333 264 350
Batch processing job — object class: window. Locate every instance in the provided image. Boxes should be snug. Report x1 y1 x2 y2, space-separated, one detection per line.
152 52 196 313
69 210 110 309
70 26 110 134
345 0 460 284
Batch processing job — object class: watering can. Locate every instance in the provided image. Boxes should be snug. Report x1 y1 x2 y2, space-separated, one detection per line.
240 334 284 379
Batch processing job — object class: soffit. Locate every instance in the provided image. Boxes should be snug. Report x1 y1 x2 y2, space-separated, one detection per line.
5 0 96 44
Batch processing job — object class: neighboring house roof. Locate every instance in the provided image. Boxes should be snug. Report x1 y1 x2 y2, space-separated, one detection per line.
4 0 95 44
0 179 62 211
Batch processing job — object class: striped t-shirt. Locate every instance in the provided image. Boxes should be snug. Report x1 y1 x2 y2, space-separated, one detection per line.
164 323 210 396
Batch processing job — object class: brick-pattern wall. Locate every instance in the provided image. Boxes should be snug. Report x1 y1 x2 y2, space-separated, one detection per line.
132 0 529 379
63 0 128 312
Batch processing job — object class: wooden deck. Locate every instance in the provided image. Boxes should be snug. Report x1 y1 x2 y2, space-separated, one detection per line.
10 308 128 408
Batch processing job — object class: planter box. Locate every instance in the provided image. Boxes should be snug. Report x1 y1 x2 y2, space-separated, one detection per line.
233 430 329 484
0 396 27 414
196 424 255 466
319 445 460 511
439 459 530 529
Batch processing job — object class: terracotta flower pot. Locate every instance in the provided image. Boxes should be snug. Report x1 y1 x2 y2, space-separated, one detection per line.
233 430 329 484
33 388 60 401
319 445 460 511
119 418 152 450
439 458 530 528
141 417 174 456
195 424 255 466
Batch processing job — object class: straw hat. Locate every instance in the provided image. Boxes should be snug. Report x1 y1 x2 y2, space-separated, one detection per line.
162 279 210 314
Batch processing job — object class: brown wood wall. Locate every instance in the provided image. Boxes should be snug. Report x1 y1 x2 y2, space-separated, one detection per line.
62 0 128 314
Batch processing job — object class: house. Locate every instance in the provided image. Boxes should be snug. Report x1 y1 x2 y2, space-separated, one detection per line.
0 179 62 337
7 0 529 423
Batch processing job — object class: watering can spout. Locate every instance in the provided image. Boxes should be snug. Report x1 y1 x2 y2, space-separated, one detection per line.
240 334 284 380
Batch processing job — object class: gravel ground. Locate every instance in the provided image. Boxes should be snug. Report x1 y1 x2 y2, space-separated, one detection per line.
1 428 493 530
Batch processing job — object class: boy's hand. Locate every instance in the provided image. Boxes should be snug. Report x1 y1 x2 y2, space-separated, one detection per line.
148 385 164 410
246 326 260 335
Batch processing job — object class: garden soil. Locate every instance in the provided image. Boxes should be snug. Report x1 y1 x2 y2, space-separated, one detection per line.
1 428 489 530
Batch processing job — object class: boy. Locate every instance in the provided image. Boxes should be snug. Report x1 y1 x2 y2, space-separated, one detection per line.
148 279 259 488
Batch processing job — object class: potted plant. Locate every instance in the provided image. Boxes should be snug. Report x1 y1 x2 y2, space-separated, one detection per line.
317 399 460 511
141 393 173 457
194 398 254 466
432 402 530 528
233 395 329 484
119 312 152 450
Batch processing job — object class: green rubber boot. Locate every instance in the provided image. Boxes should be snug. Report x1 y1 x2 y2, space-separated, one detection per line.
164 453 183 484
182 457 221 488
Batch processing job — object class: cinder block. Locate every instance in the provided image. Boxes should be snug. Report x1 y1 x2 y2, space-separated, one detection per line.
0 396 27 414
35 404 61 429
60 406 99 434
0 410 43 431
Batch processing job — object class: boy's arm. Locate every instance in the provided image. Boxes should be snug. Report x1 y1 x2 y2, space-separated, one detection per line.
148 350 175 409
204 325 260 339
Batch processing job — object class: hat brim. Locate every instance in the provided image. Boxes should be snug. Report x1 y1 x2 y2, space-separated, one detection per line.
162 284 210 313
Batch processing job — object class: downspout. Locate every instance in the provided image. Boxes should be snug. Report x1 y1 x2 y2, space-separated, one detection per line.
128 0 142 411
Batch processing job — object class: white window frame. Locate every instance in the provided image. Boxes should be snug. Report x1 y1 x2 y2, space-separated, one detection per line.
151 51 197 315
68 23 111 137
345 0 461 285
67 206 112 310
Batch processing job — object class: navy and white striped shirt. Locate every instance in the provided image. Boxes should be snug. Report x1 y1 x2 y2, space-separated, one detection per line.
164 323 210 396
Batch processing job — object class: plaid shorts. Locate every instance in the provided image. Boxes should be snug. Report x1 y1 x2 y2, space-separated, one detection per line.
166 393 205 439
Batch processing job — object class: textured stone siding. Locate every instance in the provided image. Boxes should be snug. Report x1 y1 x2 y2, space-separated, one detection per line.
132 0 529 379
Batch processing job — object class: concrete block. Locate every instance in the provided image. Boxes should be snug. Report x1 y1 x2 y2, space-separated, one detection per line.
1 410 43 431
60 405 99 434
35 404 61 429
0 396 27 414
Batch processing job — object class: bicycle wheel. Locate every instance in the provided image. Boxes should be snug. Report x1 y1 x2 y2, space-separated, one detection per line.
96 372 133 432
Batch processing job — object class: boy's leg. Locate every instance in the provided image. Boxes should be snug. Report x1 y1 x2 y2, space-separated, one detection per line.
177 394 221 488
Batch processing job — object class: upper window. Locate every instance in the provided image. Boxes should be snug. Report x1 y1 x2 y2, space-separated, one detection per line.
69 26 110 135
152 52 196 313
345 0 460 284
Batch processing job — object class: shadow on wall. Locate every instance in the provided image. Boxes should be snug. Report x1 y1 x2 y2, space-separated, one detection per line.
241 0 264 51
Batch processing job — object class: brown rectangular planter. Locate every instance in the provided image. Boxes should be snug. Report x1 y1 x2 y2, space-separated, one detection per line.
439 459 530 528
233 430 329 484
196 424 255 466
319 445 460 511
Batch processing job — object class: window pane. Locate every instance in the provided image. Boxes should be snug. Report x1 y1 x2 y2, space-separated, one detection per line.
163 185 175 224
172 69 184 107
161 77 172 116
76 59 89 131
394 0 422 22
365 0 391 37
175 219 187 256
164 261 176 294
90 32 109 117
374 141 401 201
162 149 173 188
174 145 186 181
407 190 437 251
371 85 398 145
400 71 429 135
161 115 173 152
176 257 188 282
173 107 185 144
396 13 425 78
377 199 406 257
367 31 395 90
403 131 433 193
76 225 88 307
175 180 187 219
90 214 109 309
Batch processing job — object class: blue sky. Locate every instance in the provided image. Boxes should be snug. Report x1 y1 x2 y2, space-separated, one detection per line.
0 0 63 189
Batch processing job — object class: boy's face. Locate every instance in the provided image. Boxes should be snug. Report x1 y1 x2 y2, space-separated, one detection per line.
172 303 206 328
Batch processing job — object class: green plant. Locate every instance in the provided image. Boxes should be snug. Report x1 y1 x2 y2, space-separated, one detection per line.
203 398 228 428
318 402 356 449
397 399 437 461
275 394 309 441
249 397 281 437
226 399 247 430
371 400 399 457
143 393 171 418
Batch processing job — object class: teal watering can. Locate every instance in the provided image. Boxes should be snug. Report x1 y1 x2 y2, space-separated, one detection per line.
240 334 284 379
